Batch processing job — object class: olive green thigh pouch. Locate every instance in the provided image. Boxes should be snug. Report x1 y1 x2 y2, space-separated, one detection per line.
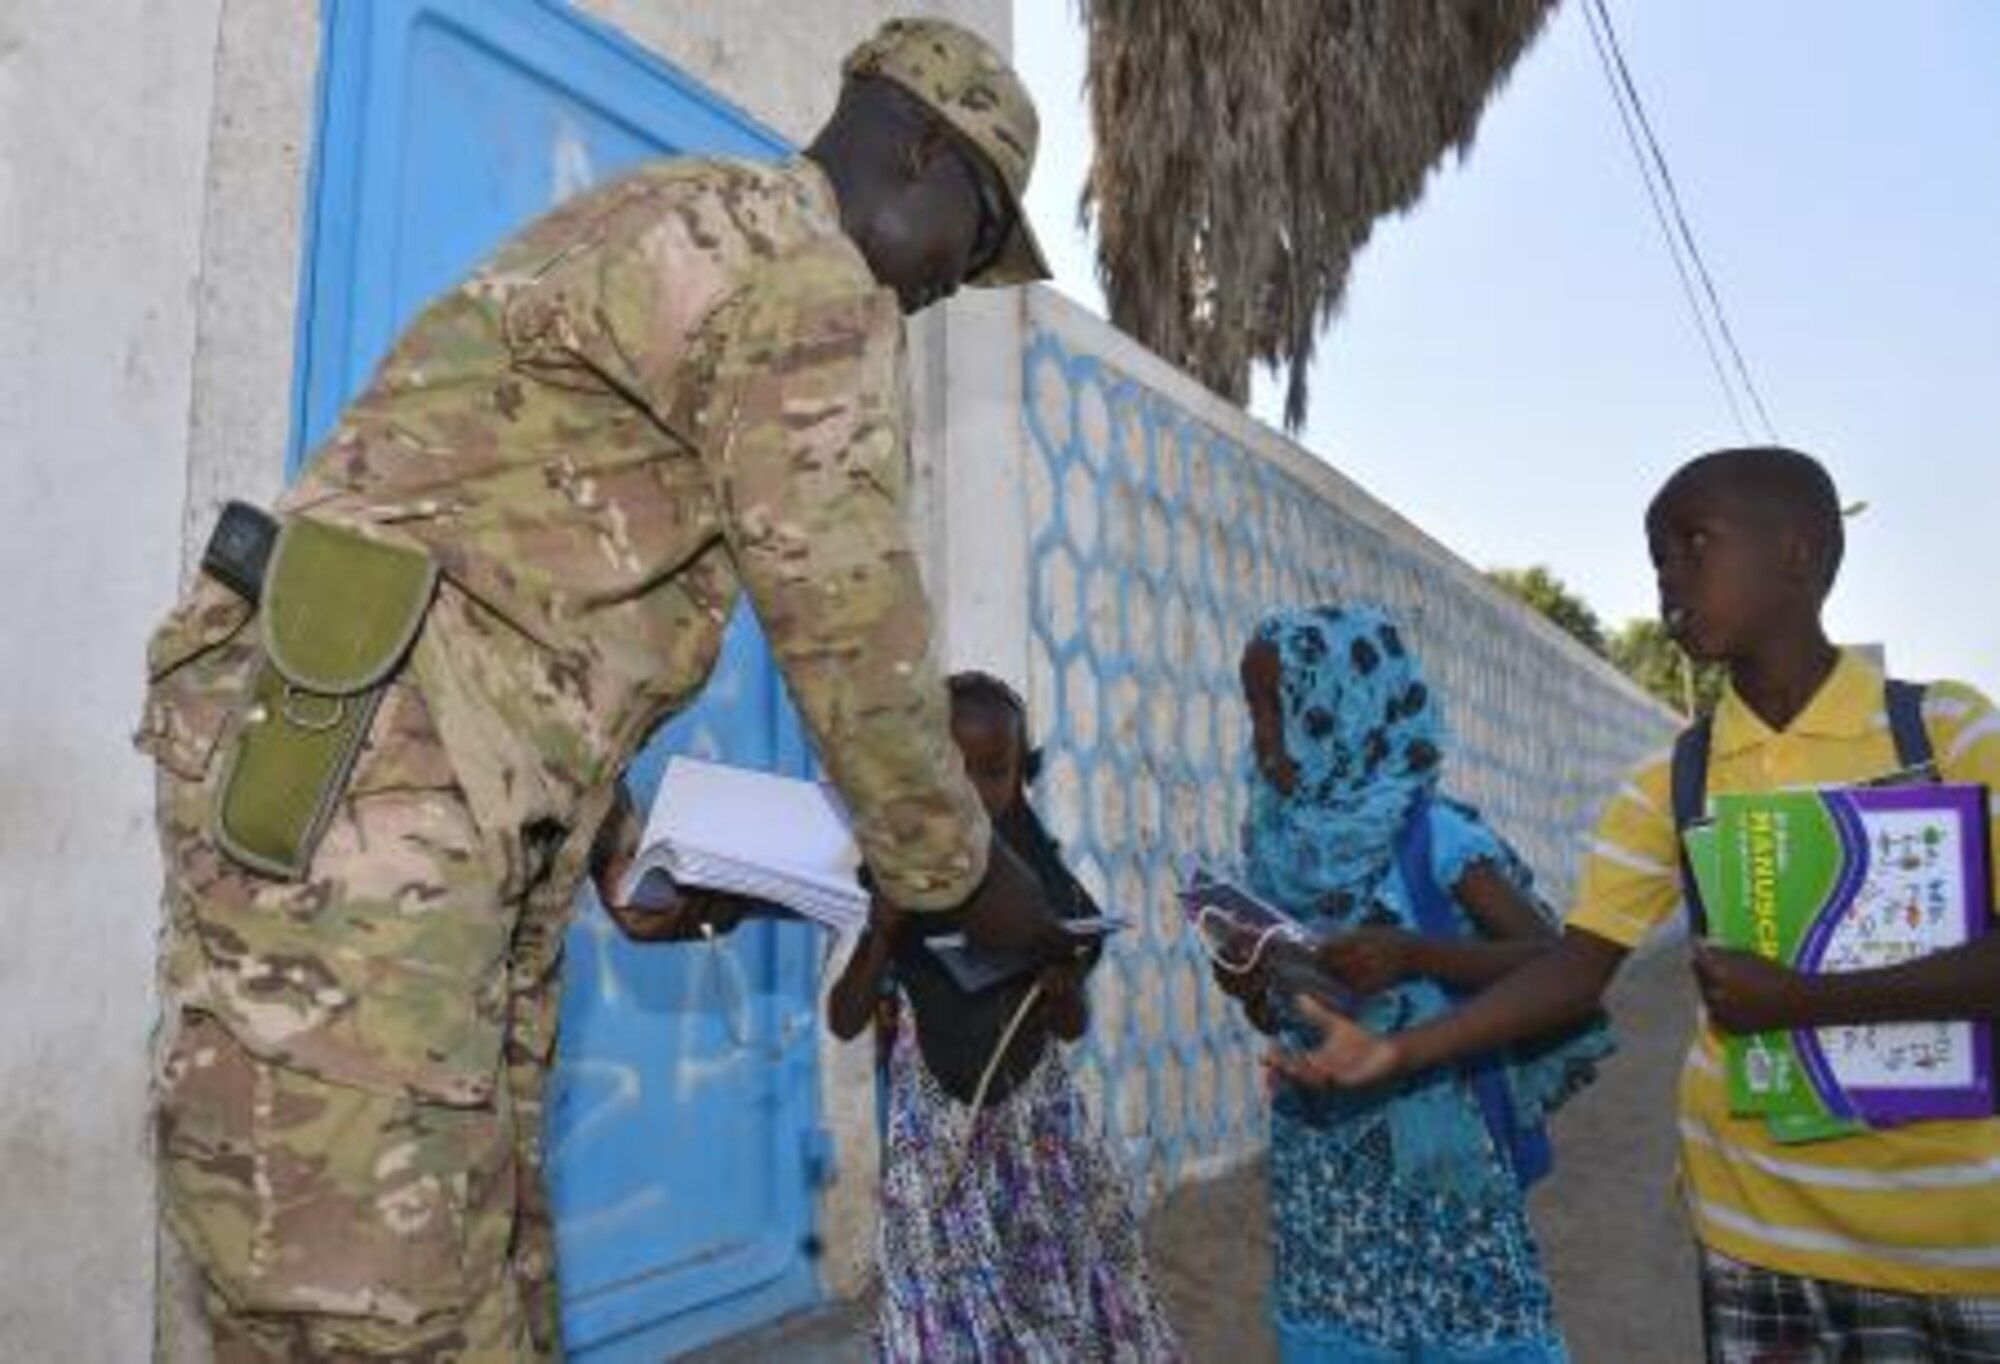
213 518 439 879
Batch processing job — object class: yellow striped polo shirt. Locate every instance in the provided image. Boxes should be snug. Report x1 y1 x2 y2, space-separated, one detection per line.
1567 648 2000 1295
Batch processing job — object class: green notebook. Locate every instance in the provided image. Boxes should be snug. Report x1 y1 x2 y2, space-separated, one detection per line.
1687 783 1992 1144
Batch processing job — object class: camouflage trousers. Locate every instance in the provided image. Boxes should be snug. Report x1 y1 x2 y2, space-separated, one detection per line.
145 590 573 1361
158 998 562 1363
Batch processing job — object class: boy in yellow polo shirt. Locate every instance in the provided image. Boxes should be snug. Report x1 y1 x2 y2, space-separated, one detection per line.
1271 447 2000 1360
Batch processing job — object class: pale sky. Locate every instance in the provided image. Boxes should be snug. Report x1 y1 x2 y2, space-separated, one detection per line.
1014 1 2000 693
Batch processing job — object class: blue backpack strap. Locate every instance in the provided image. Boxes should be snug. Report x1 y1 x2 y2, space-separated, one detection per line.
1397 796 1453 944
1671 715 1714 937
1394 798 1551 1191
1885 679 1933 771
1668 680 1929 938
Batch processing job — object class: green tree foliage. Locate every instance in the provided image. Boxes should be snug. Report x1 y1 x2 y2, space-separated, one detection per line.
1489 565 1724 716
1486 566 1608 657
1608 618 1726 717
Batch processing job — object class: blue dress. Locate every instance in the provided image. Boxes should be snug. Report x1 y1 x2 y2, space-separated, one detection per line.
1267 802 1570 1364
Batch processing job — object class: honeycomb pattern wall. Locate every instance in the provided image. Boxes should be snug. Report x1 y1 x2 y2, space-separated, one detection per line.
1018 322 1674 1190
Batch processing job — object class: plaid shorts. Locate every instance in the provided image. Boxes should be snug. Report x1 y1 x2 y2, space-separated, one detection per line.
1701 1247 2000 1363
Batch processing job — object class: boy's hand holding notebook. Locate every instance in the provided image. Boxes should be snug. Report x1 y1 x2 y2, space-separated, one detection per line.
1683 778 1992 1142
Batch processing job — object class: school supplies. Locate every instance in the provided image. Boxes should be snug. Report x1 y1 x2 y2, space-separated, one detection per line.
620 756 868 933
1688 782 1994 1142
920 915 1128 995
1178 867 1355 1014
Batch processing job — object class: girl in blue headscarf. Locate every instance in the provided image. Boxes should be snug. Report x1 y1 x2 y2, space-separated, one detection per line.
1216 604 1610 1363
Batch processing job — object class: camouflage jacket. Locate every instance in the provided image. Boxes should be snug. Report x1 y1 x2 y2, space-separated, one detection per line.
277 156 989 914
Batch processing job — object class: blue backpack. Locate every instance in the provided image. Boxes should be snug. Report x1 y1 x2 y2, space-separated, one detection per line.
1394 797 1584 1191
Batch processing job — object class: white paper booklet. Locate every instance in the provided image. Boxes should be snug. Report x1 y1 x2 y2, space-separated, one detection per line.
619 756 868 933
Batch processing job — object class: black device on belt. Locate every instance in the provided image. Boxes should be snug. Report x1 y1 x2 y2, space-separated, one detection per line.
201 500 280 603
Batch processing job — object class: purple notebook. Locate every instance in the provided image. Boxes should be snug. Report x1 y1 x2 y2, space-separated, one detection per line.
1706 782 1994 1136
1178 868 1355 1014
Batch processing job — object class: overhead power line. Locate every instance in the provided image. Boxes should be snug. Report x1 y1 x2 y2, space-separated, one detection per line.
1582 0 1779 442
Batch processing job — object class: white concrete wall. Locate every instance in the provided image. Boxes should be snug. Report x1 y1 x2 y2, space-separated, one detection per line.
178 1 318 565
0 2 226 1359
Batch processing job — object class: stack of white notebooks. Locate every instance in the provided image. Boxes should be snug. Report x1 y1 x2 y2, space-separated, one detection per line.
618 756 868 934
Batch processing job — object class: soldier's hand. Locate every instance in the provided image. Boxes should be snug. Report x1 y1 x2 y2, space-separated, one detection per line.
588 784 643 889
596 858 758 944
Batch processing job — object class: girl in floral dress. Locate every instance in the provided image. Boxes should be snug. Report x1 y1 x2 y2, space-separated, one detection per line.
829 671 1184 1362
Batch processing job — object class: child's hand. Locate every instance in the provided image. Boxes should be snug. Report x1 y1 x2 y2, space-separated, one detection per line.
601 877 757 943
1693 944 1814 1034
1262 996 1401 1090
1318 927 1419 995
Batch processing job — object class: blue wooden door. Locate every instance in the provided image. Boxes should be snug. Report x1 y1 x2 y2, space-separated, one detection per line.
291 3 828 1356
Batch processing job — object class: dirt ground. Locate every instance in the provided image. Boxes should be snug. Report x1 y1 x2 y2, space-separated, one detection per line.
691 946 1702 1364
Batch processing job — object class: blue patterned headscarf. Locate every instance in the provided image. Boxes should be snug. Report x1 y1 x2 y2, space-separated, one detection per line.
1241 603 1612 1202
1243 603 1442 926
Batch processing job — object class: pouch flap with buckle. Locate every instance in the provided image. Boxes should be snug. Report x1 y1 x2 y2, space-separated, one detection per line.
215 518 439 879
260 518 438 695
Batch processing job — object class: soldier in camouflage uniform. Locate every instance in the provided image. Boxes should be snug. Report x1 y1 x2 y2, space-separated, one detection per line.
137 19 1053 1361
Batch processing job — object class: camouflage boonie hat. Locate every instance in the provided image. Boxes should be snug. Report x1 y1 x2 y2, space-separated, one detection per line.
843 17 1050 287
